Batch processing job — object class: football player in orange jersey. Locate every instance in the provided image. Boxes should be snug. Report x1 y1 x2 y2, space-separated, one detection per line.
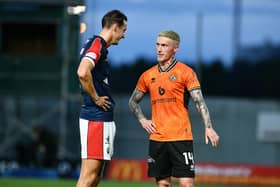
129 30 219 187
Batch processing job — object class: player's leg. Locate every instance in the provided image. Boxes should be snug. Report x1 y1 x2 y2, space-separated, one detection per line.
76 159 105 187
156 177 171 187
168 141 195 187
178 177 194 187
77 119 116 187
148 140 172 186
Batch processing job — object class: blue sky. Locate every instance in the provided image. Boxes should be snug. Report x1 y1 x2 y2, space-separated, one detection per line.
81 0 280 66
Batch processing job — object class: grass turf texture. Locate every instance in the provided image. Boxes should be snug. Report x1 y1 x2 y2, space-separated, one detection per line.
0 178 255 187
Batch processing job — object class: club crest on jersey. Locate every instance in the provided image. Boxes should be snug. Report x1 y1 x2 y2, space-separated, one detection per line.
169 74 177 81
151 77 156 83
158 86 165 95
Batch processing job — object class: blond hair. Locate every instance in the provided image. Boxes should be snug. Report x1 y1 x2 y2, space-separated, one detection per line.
158 30 180 43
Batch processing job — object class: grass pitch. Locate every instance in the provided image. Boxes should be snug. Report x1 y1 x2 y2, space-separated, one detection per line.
0 177 254 187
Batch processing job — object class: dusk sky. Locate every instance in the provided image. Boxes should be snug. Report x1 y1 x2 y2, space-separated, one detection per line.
81 0 280 66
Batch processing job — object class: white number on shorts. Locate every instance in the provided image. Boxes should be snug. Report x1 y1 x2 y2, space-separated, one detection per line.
182 152 194 165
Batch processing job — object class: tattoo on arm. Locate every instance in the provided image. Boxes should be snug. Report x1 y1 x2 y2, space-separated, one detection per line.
128 89 146 120
190 89 212 128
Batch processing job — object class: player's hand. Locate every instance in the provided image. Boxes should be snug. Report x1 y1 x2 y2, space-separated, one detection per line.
139 118 157 134
205 127 219 147
94 96 111 111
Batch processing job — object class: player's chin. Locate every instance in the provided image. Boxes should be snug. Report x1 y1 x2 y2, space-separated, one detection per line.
112 39 121 45
157 56 164 62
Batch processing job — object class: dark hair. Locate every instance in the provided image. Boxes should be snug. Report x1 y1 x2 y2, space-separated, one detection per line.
102 9 127 28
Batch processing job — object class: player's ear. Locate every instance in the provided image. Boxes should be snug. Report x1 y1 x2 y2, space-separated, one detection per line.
173 44 179 53
111 23 118 32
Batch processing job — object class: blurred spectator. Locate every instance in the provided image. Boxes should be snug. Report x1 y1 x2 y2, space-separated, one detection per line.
16 126 58 168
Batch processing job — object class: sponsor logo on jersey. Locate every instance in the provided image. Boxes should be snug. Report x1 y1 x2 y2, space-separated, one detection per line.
158 86 165 95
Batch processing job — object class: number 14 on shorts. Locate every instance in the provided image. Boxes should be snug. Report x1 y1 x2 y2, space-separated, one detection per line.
182 152 194 165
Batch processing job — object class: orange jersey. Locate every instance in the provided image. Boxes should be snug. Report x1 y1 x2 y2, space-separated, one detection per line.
136 61 200 141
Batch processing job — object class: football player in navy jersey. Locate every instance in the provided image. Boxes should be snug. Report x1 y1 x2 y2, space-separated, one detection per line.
76 10 127 187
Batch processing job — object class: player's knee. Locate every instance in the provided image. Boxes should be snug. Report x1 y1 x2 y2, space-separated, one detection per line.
88 174 101 187
180 183 193 187
78 174 101 187
91 175 101 186
179 180 194 187
157 180 171 187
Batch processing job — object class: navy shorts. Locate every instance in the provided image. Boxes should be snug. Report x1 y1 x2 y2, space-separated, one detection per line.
147 140 195 179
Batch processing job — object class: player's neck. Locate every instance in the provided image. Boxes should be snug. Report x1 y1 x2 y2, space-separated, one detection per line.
159 59 174 71
99 30 112 47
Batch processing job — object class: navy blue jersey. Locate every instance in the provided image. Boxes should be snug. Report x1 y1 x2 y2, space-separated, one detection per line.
79 36 115 121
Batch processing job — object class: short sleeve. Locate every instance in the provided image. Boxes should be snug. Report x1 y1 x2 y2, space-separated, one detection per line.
185 69 201 91
83 38 102 65
136 72 148 93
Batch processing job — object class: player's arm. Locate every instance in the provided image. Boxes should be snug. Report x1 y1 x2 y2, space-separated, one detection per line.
190 88 219 147
128 88 157 134
77 58 110 111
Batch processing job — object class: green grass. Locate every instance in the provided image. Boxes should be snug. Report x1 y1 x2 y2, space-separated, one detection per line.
0 178 254 187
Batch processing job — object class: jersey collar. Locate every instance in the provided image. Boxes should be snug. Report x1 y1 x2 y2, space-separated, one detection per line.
158 58 177 72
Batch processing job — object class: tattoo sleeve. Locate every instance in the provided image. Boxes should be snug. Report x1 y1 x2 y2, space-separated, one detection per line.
190 89 212 128
128 88 146 120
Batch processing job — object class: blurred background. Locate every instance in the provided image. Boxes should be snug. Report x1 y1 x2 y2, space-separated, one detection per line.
0 0 280 186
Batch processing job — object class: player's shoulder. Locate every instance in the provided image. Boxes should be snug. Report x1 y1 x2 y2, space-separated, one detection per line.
176 61 194 71
86 35 105 47
142 64 158 75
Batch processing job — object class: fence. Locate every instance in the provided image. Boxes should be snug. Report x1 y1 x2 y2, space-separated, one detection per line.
0 95 279 166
